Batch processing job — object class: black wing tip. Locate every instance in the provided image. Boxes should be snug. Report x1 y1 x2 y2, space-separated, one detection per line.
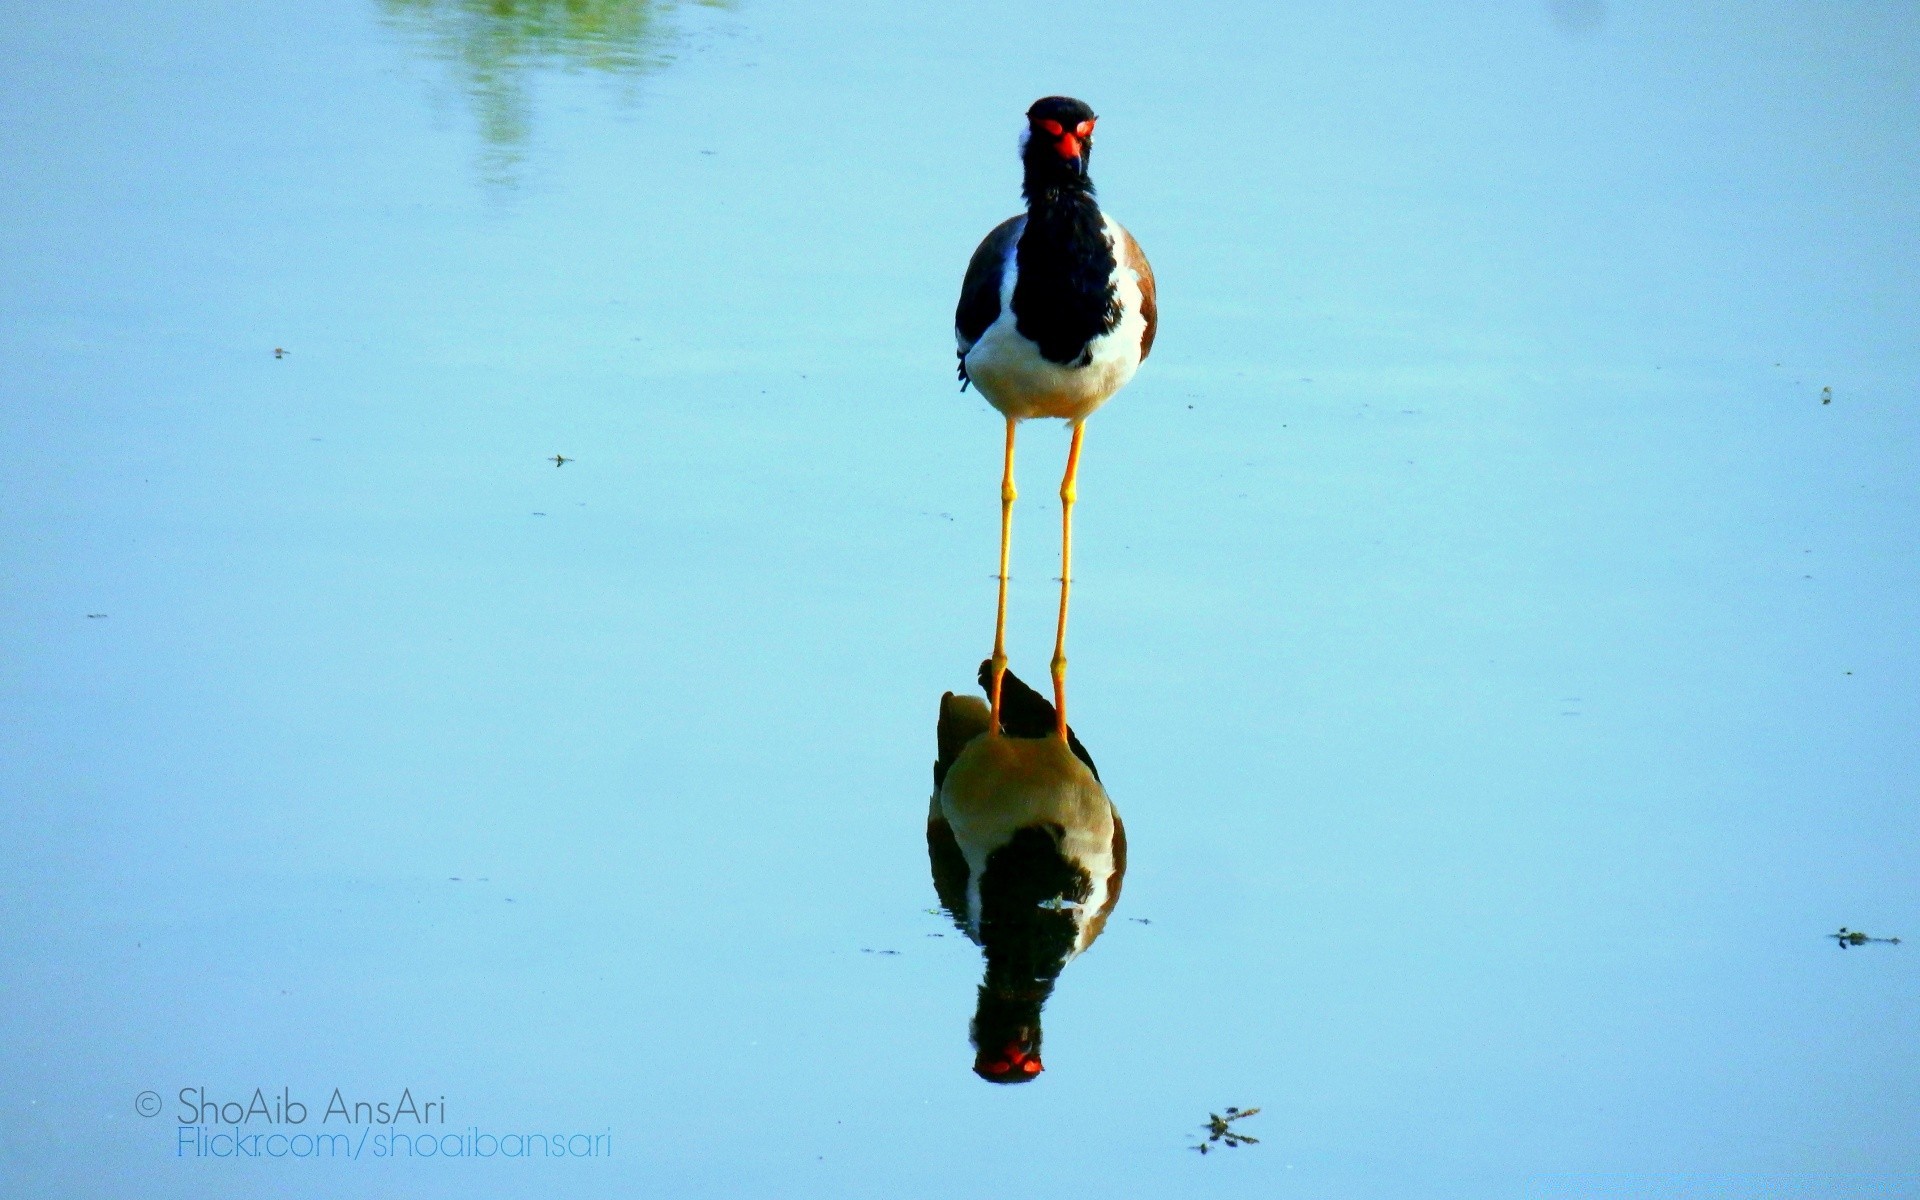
972 659 1099 780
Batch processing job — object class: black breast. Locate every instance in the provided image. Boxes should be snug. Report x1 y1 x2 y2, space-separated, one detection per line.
977 825 1090 985
1012 198 1120 367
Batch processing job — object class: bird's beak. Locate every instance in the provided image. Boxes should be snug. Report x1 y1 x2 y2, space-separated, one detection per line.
1055 133 1086 176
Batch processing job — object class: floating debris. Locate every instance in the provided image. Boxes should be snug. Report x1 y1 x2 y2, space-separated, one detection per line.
860 948 900 956
1190 1107 1260 1154
273 347 288 359
1830 927 1900 949
86 613 107 619
1821 387 1832 405
551 454 571 467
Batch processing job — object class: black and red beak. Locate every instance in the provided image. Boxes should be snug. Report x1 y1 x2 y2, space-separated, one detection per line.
974 1039 1045 1084
1036 117 1095 175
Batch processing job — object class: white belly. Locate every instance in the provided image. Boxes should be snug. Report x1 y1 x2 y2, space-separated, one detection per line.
962 216 1150 423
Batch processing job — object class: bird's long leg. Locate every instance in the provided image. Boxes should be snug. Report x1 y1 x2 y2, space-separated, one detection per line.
989 416 1017 731
1050 421 1085 740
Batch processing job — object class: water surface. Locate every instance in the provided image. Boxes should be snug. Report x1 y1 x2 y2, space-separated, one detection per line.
2 2 1917 1196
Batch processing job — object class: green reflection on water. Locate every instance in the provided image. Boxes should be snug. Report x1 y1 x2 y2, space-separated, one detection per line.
379 0 730 183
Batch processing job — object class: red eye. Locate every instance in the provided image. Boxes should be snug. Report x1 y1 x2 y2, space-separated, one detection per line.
1074 120 1095 138
1039 119 1063 136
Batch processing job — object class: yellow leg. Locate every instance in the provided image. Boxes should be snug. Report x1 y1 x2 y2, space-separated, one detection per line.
1050 421 1084 740
990 417 1017 731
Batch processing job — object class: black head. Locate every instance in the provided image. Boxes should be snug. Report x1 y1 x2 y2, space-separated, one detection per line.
971 986 1046 1084
1022 96 1098 189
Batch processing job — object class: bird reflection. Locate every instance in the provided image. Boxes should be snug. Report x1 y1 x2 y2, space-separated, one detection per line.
377 0 731 184
927 660 1125 1083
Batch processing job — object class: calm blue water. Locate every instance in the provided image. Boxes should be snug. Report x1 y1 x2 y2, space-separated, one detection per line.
4 2 1917 1196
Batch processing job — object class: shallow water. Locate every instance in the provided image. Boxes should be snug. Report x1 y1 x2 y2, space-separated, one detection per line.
3 2 1918 1196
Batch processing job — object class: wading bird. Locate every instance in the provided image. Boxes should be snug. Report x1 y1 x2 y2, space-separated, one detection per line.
956 96 1156 738
927 662 1126 1082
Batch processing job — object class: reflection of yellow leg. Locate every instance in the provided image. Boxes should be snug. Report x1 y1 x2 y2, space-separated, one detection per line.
990 417 1017 731
1050 422 1084 740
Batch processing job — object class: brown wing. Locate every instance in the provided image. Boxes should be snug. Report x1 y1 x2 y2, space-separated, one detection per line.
1117 226 1157 362
927 812 972 932
956 216 1025 354
935 691 991 789
929 691 989 931
1081 809 1128 947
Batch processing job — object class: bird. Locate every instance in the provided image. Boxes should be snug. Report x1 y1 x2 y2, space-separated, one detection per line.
927 660 1127 1083
956 96 1157 739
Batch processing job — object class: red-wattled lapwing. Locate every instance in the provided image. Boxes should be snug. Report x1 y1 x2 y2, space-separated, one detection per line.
927 661 1127 1083
956 96 1157 739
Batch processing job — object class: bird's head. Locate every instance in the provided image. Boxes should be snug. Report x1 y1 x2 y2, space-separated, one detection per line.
971 985 1047 1084
1022 96 1097 187
974 1034 1044 1084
